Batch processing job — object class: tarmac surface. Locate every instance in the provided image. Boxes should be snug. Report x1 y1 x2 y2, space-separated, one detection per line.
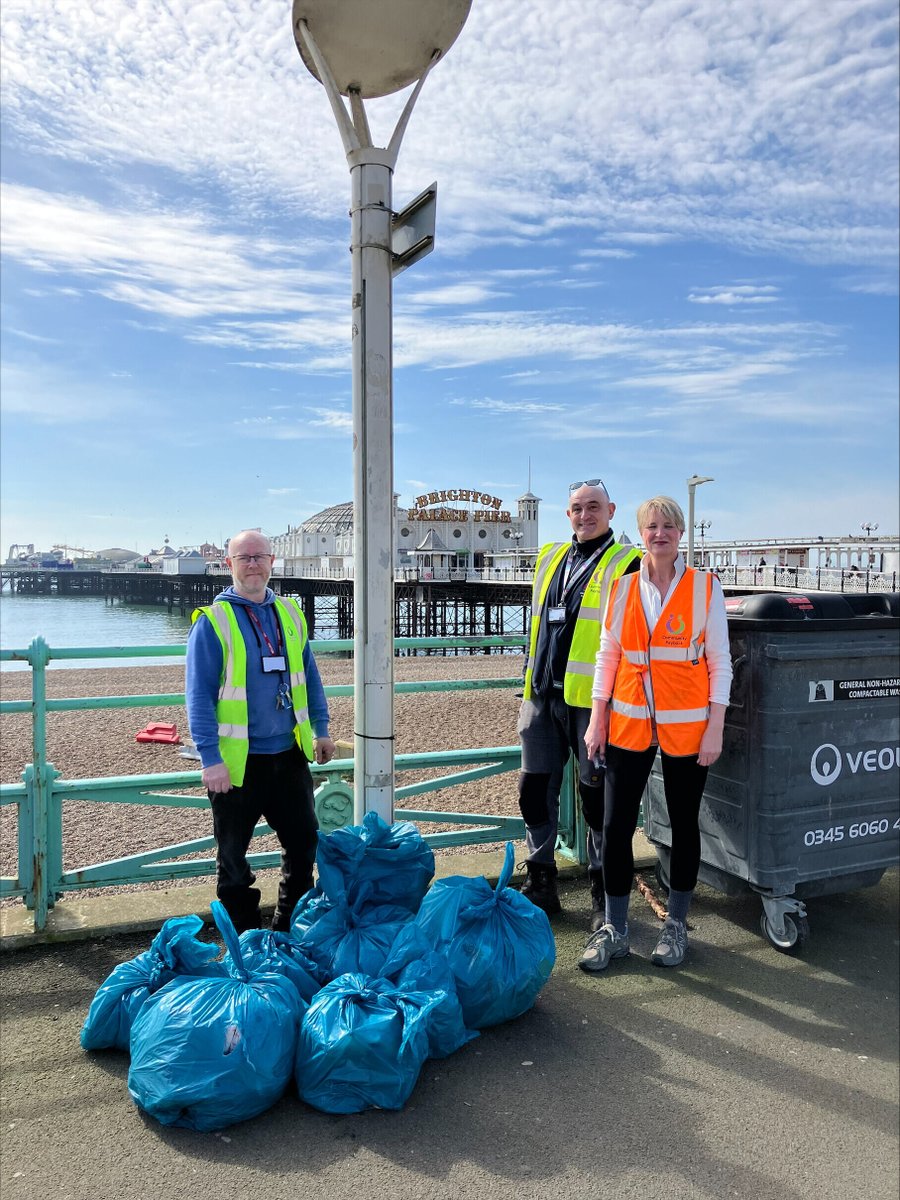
1 851 898 1200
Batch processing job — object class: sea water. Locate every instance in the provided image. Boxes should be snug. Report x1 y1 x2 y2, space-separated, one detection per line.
0 591 528 672
0 594 194 671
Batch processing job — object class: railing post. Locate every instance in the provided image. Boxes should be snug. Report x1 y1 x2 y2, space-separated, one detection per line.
556 755 588 865
25 636 61 929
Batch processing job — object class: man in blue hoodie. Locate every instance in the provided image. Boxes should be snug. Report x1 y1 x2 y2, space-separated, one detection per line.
186 529 335 933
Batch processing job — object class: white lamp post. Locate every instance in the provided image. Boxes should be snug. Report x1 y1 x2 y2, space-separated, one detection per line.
291 1 471 822
510 529 523 576
686 475 714 566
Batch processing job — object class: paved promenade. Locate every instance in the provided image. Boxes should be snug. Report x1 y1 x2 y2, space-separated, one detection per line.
1 853 897 1200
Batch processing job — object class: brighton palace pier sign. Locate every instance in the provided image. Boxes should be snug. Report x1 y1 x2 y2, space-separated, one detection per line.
407 489 511 523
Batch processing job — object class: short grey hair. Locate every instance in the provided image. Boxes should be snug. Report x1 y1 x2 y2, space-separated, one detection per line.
636 496 685 532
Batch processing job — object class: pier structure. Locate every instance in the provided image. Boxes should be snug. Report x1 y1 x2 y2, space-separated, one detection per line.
0 568 531 646
3 527 897 643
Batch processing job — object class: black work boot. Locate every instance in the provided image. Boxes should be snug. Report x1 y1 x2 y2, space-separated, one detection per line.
270 908 291 933
219 887 262 935
588 868 606 932
520 861 562 915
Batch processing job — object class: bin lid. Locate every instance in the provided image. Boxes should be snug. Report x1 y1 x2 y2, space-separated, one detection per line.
724 591 900 630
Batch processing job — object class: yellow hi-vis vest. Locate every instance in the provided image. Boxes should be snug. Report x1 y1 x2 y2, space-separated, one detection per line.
191 596 316 786
523 540 643 708
605 567 713 756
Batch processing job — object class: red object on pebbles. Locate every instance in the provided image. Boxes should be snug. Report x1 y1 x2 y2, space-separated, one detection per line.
135 723 181 744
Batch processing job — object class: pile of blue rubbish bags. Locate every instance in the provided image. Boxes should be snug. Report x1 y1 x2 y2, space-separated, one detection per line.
80 816 556 1131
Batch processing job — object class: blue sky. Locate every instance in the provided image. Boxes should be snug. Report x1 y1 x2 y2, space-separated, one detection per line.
1 0 898 556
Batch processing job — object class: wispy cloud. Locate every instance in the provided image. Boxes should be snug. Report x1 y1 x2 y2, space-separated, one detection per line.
449 396 566 415
0 183 344 324
688 284 781 306
578 248 637 260
0 2 896 266
836 273 900 296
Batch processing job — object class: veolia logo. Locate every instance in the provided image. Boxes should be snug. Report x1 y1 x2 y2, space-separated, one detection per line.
665 614 686 635
810 742 900 786
810 744 842 785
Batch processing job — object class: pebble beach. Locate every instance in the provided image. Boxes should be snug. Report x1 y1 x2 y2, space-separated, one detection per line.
0 655 528 901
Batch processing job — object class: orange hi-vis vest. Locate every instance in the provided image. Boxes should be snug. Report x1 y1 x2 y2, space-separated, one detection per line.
605 567 713 756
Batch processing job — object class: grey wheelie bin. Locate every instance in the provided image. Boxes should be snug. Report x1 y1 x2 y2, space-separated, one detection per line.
646 590 900 954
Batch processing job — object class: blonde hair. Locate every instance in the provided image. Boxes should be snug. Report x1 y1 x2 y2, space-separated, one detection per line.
636 495 685 533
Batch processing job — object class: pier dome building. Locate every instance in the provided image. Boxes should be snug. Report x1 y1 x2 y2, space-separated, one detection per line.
271 489 541 578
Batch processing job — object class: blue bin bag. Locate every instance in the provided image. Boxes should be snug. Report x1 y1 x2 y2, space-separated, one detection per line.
127 902 302 1132
296 972 440 1113
294 897 414 983
315 811 435 913
413 842 556 1029
381 924 479 1059
233 929 326 1004
80 914 225 1052
288 885 332 938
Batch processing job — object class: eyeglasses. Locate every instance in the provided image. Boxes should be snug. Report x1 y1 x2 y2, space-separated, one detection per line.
231 554 272 565
568 478 609 496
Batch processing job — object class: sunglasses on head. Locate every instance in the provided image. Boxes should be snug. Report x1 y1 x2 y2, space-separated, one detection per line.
568 478 609 496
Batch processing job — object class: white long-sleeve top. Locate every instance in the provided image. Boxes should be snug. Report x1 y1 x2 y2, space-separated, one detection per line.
592 555 732 712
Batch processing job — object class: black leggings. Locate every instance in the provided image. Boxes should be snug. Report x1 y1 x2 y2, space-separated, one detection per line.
602 744 709 896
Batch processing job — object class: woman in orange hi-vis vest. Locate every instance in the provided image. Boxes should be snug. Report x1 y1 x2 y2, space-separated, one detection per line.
581 496 732 973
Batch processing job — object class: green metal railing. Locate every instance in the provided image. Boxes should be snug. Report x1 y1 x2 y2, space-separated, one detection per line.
1 636 586 931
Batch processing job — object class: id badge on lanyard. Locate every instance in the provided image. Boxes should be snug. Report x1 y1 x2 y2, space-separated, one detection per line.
248 609 286 673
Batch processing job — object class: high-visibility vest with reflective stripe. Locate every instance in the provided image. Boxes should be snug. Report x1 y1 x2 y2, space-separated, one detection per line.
606 567 713 756
191 596 315 785
523 539 643 707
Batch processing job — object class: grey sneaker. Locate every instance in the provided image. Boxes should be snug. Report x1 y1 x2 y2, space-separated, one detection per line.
652 917 688 967
578 923 630 973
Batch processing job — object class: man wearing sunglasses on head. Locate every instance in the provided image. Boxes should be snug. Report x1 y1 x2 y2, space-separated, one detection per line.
517 480 641 926
186 529 335 934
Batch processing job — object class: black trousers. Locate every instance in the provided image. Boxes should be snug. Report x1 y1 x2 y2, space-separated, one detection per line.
209 745 318 932
603 744 709 897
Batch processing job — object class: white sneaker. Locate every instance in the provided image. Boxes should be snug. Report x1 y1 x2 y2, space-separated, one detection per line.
578 923 630 973
652 917 688 967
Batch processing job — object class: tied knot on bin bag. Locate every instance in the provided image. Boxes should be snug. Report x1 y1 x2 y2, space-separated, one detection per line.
313 810 436 912
289 813 434 982
294 971 445 1114
126 901 303 1132
80 914 226 1052
413 841 557 1029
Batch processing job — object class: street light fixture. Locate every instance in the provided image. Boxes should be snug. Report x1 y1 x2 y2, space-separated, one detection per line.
686 475 714 566
861 522 879 537
694 519 712 565
510 529 523 576
291 1 472 822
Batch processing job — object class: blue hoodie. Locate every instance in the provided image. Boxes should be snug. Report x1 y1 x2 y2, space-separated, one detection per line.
185 586 330 771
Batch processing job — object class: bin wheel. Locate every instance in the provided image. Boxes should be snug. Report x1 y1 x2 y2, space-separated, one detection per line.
760 910 809 955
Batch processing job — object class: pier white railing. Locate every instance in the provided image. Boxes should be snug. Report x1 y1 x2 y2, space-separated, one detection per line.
713 565 898 593
5 561 896 593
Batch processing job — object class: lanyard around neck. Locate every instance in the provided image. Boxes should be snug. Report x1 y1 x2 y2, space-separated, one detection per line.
561 543 605 601
246 607 283 657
